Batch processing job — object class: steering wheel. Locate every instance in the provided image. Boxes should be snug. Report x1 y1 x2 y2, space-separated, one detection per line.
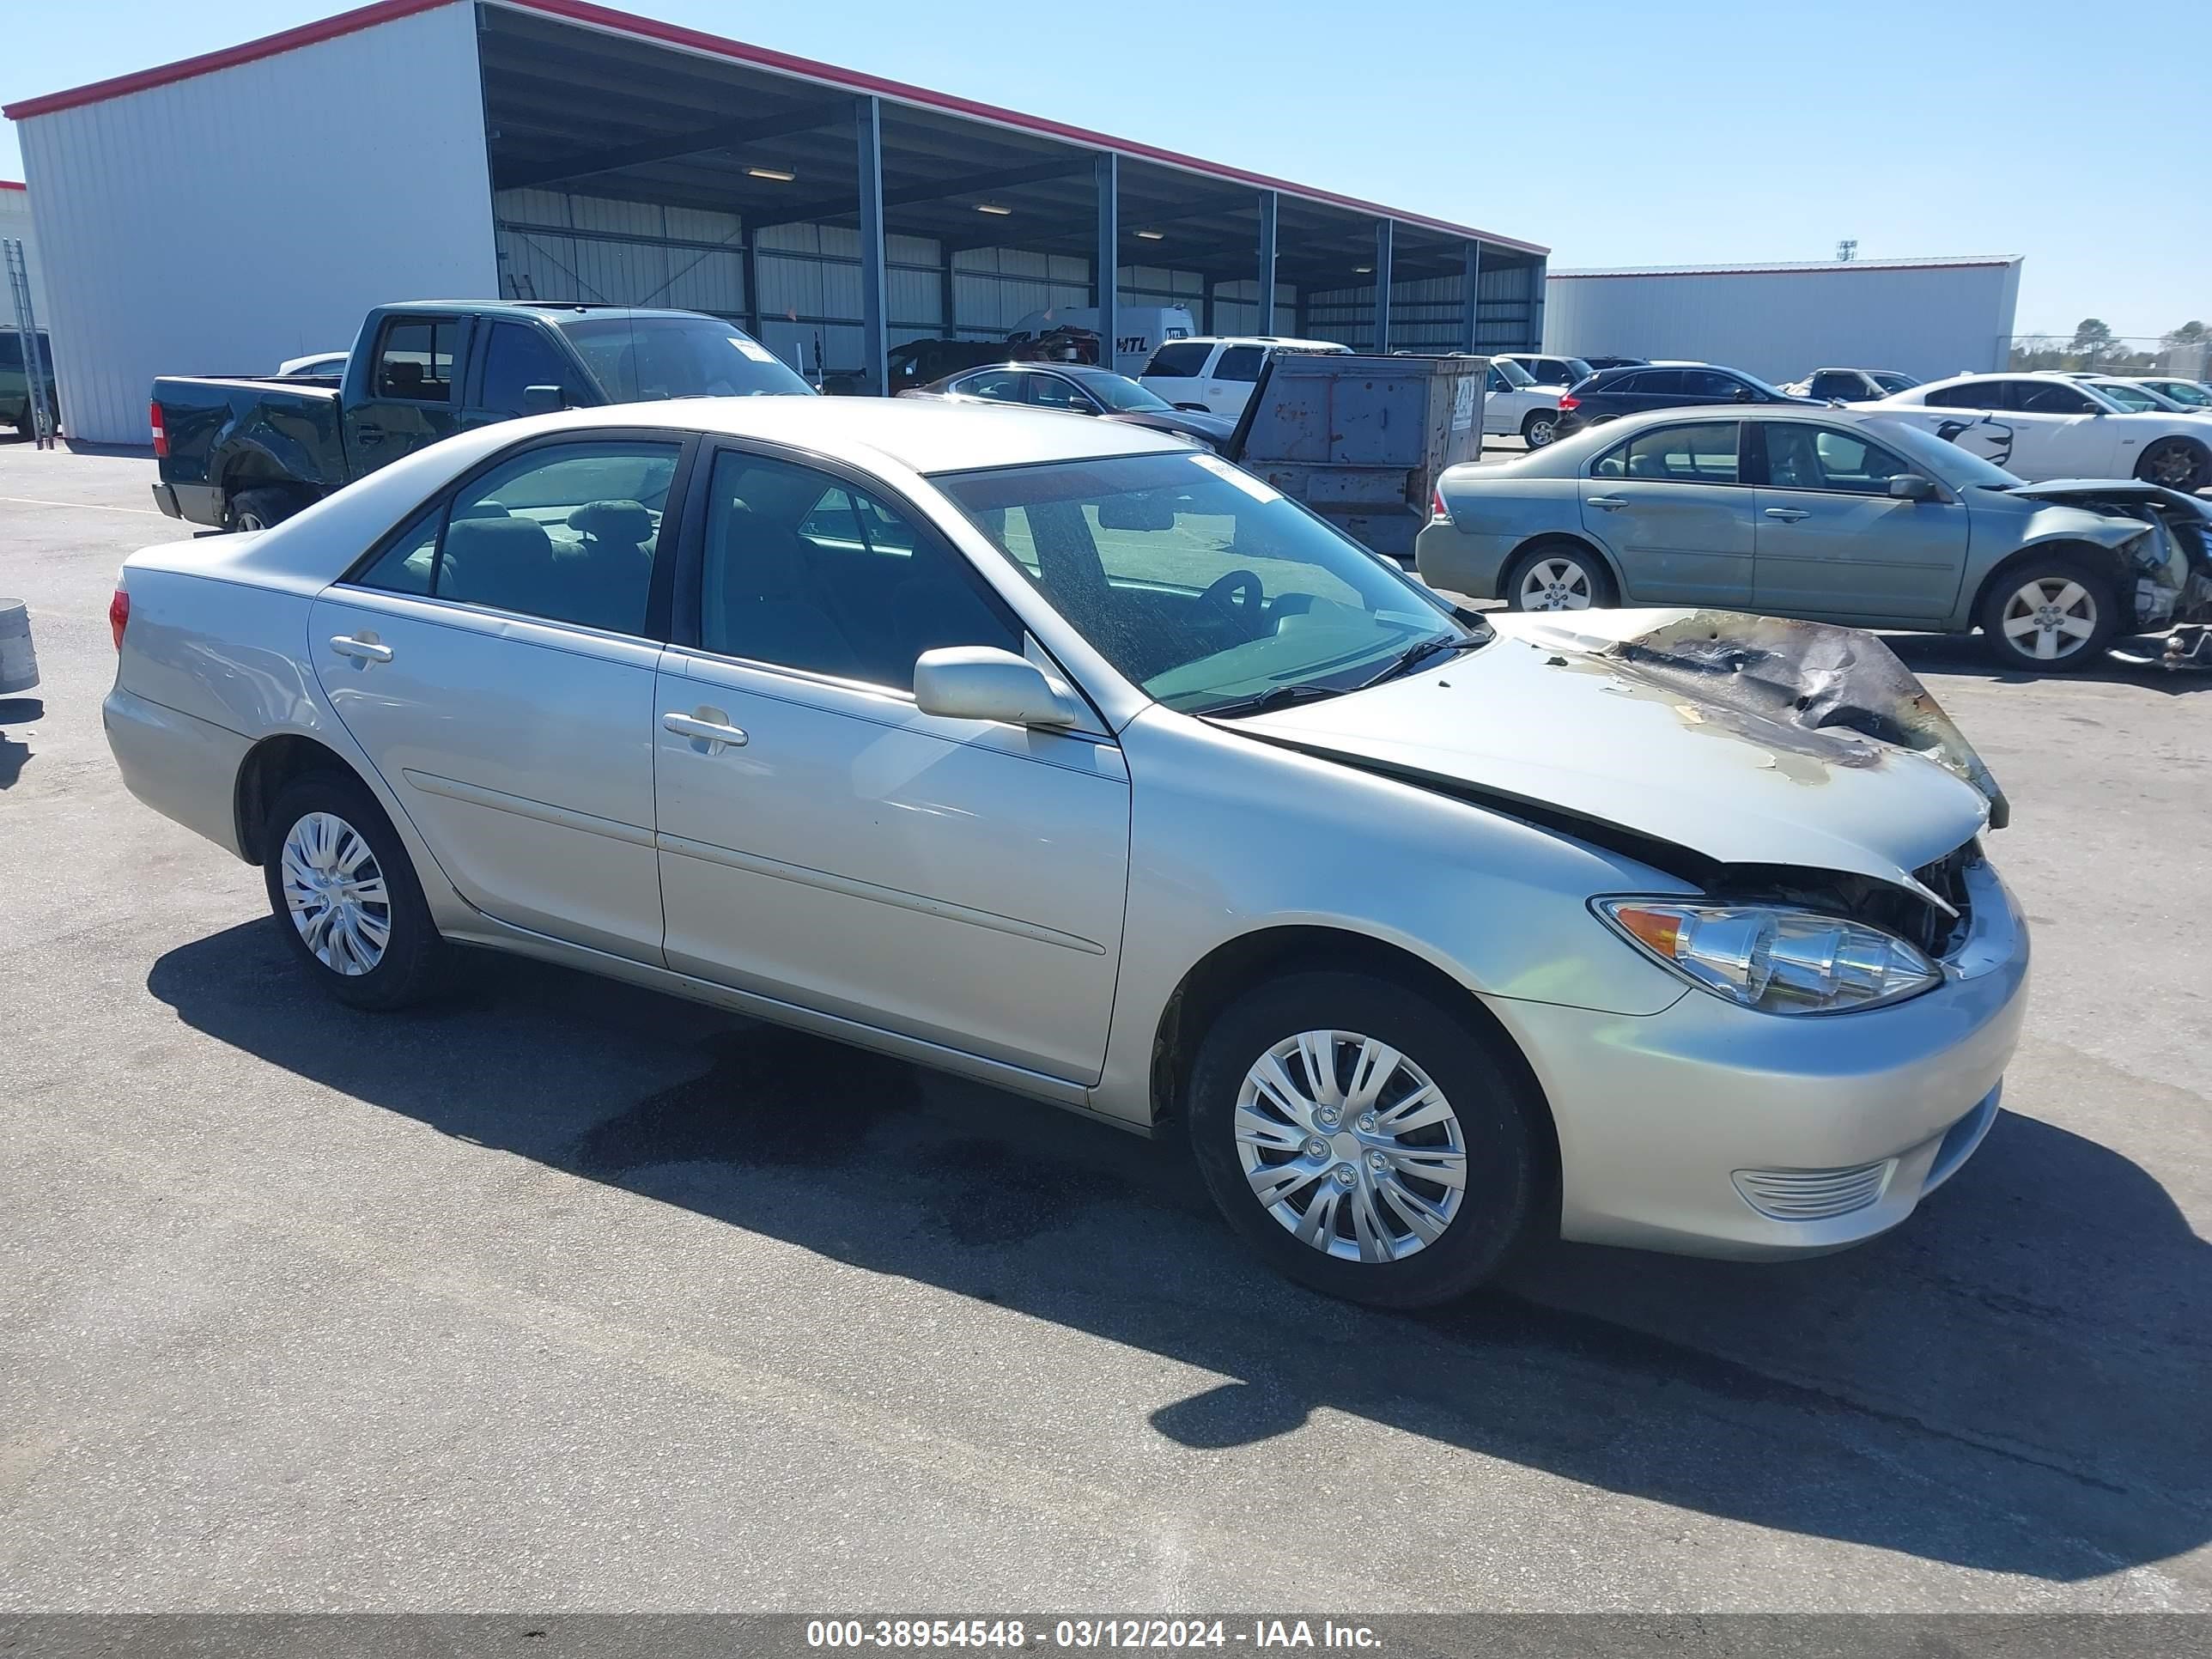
1198 568 1266 636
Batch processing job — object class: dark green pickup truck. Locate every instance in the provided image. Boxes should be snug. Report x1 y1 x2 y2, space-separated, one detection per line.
151 301 811 529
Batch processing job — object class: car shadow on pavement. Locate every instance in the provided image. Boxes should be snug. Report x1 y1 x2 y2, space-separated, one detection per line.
151 920 2210 1585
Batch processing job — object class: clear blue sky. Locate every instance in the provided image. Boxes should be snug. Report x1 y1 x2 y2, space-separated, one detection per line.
5 0 2207 339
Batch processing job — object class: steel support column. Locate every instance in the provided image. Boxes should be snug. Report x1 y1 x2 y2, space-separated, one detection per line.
1373 220 1395 354
1256 189 1279 335
855 96 888 394
1528 254 1548 350
939 260 958 341
1460 240 1482 354
740 224 761 338
1095 152 1118 373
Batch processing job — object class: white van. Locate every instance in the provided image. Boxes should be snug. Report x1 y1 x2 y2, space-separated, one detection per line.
1138 336 1354 416
1007 306 1197 380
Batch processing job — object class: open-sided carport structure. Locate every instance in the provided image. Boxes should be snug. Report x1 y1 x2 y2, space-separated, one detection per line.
7 0 1548 444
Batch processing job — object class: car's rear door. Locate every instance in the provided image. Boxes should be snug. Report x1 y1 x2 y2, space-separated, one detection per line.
650 441 1131 1084
1581 419 1755 605
342 313 474 472
1750 422 1969 621
309 430 691 963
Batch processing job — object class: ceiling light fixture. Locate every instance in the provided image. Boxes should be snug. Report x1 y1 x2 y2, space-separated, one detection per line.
744 166 796 182
1136 228 1165 240
1354 264 1373 273
975 203 1013 216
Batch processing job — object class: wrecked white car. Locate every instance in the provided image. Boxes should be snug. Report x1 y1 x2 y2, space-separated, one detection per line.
1419 405 2212 672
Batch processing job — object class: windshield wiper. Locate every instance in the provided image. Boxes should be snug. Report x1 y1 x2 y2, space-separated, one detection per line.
1357 630 1488 690
1200 683 1346 720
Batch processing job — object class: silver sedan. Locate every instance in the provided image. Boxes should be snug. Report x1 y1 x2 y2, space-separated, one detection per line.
1417 406 2211 672
105 398 2027 1306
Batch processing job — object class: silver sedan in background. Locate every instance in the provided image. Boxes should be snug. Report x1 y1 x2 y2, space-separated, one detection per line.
106 398 2027 1307
1418 407 2212 672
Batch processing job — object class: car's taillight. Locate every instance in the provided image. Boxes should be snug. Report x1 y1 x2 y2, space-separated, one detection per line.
109 586 130 650
1558 392 1579 411
1431 486 1448 521
149 401 167 458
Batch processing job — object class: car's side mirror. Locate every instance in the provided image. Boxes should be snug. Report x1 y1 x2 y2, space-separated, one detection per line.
914 646 1081 728
1733 386 1757 402
522 384 566 416
1888 473 1941 501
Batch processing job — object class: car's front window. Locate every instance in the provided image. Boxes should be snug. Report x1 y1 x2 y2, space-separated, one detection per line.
1492 358 1536 387
560 317 814 400
2156 381 2212 407
936 451 1477 715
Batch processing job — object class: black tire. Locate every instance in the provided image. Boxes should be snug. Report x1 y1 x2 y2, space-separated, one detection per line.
1521 408 1559 448
261 769 447 1011
1186 969 1540 1308
2135 437 2211 493
1977 554 2118 674
228 485 303 532
1503 540 1617 611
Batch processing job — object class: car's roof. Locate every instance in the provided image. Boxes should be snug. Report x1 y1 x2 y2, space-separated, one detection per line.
382 301 726 324
520 394 1191 474
1169 335 1349 350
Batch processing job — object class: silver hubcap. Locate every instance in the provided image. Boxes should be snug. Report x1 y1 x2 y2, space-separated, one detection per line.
2000 577 2097 662
1235 1030 1468 1263
281 811 391 975
1526 417 1555 447
1519 556 1594 611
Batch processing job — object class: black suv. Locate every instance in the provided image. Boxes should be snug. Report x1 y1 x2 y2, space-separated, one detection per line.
1556 362 1813 435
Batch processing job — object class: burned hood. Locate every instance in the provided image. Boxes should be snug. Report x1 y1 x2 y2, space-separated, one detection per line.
1233 610 2004 895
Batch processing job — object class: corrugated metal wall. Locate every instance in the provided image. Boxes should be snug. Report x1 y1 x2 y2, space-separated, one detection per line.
1305 264 1537 354
1542 263 2022 383
15 2 496 445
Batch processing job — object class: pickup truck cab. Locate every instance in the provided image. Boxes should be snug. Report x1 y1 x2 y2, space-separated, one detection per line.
152 301 811 529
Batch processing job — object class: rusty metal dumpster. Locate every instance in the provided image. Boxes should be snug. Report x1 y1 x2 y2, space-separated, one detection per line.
1224 352 1485 564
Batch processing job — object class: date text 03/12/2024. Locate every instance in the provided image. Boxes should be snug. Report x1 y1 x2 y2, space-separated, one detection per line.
805 1620 1384 1650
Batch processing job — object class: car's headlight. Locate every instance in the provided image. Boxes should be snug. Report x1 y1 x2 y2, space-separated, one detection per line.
1594 899 1942 1015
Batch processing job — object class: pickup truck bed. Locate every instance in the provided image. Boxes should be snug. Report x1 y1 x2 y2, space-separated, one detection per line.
151 375 347 529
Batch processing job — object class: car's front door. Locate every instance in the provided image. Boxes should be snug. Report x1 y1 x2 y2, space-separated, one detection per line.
1581 419 1755 605
651 444 1131 1083
309 432 689 963
1482 366 1530 435
1998 379 2126 477
1751 422 1970 621
343 313 473 472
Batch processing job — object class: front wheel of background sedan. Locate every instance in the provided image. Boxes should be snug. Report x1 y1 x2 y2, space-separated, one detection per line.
1504 542 1616 611
1187 970 1541 1308
2136 437 2212 493
262 770 447 1011
1978 556 2118 673
1521 409 1559 448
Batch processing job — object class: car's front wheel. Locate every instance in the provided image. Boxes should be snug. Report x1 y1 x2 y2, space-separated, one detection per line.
1187 970 1541 1307
2136 437 2211 492
262 770 447 1010
1978 556 2117 672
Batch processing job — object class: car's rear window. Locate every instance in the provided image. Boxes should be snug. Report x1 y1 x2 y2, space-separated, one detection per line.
1144 342 1214 378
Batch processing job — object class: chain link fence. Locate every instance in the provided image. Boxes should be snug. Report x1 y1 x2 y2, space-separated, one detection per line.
2008 334 2208 377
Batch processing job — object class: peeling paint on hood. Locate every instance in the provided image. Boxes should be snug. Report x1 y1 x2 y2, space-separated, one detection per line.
1231 608 2002 893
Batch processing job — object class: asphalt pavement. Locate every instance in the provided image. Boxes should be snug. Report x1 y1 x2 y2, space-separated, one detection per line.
1 436 2207 1614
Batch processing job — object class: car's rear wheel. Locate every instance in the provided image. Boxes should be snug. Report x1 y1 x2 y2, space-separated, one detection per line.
1521 409 1559 448
262 770 446 1010
1978 556 2118 673
1505 541 1615 611
1187 970 1540 1308
2136 437 2211 492
228 485 303 532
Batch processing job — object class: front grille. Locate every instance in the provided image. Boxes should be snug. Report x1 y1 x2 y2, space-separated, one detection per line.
1732 1160 1894 1221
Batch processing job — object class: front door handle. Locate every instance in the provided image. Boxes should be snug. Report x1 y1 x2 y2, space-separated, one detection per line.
355 424 385 446
663 708 748 751
1763 507 1810 522
1587 495 1627 510
329 634 393 664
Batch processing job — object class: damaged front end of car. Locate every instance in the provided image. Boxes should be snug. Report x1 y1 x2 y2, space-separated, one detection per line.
2008 480 2212 666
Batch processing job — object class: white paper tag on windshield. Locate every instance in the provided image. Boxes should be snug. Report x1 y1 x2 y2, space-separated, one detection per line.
730 336 777 362
1190 453 1281 503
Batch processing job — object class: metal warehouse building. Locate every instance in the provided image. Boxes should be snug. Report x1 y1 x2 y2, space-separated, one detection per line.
1544 256 2023 386
5 0 1549 446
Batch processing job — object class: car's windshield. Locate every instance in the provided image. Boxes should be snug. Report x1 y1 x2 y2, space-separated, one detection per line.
560 317 814 401
2094 381 2172 412
1075 371 1176 413
1564 358 1594 383
1493 358 1537 387
1863 417 2026 489
1871 371 1918 393
1735 368 1799 400
936 451 1477 715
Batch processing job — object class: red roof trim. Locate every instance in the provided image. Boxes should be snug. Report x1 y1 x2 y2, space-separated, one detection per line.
2 0 1547 256
0 179 27 192
1552 260 2015 281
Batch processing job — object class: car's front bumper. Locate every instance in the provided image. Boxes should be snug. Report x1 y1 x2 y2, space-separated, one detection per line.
1486 855 2029 1259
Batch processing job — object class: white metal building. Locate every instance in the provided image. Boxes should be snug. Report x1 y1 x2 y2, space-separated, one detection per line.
1543 256 2023 385
0 181 49 325
5 0 1547 445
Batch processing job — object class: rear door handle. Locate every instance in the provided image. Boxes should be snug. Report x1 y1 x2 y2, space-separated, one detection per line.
1587 495 1627 510
1763 507 1810 522
329 635 393 663
663 708 748 751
